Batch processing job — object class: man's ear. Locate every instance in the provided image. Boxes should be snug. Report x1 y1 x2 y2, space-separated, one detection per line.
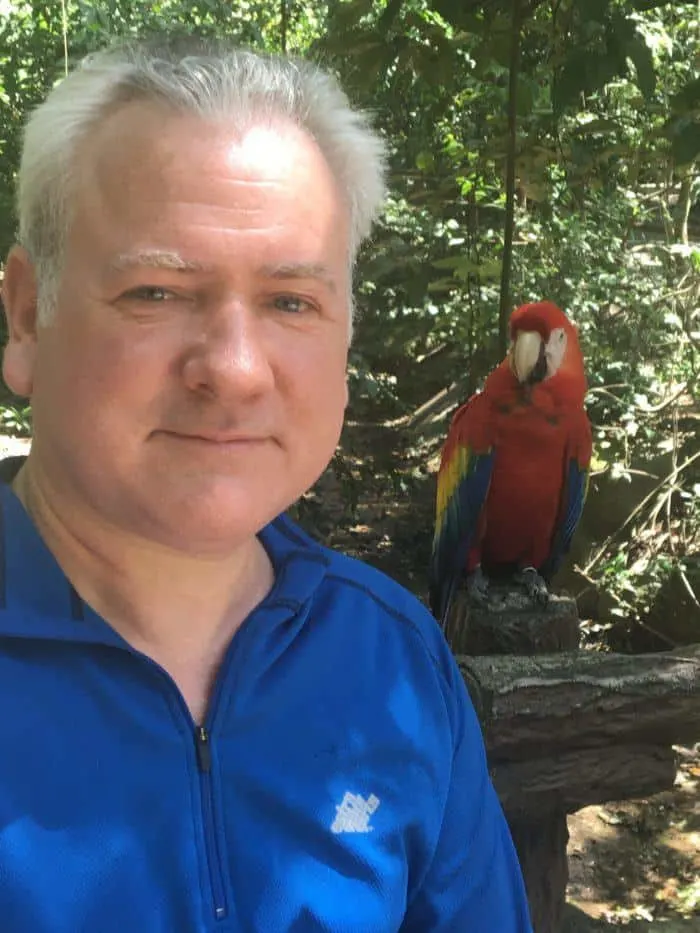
2 245 40 398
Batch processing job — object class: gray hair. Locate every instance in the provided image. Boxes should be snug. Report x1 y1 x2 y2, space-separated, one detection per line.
17 36 388 322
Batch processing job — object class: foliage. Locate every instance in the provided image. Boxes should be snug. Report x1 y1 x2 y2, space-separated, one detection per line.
0 399 31 436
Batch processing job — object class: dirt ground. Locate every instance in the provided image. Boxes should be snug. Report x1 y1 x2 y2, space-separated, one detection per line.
565 743 699 929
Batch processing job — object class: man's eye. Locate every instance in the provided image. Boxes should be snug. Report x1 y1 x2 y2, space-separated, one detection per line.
125 286 174 302
273 295 311 314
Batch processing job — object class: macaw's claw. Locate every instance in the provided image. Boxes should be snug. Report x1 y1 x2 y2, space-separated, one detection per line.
466 566 490 605
513 567 550 605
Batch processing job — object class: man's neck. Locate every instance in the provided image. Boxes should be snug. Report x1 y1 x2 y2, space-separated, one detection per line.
11 460 275 721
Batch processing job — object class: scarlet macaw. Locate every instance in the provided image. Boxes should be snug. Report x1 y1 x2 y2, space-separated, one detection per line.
429 301 592 626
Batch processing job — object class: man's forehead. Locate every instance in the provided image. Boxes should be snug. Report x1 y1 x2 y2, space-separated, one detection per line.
70 107 351 285
77 105 346 218
85 102 323 174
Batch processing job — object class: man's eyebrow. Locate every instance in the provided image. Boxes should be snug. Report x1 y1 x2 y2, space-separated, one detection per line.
109 253 339 293
109 250 213 273
260 262 338 293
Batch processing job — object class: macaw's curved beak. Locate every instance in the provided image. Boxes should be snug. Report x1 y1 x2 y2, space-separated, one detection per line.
511 330 547 384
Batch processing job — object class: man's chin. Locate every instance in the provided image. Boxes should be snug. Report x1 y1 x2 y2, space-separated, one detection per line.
131 487 286 553
142 517 268 557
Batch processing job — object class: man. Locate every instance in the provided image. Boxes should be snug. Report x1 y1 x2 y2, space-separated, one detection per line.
0 37 532 932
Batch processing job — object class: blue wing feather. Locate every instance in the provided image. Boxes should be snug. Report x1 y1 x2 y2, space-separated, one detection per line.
542 458 589 580
429 449 494 625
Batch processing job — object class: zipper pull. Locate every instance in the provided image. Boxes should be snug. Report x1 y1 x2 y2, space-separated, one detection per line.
195 726 212 773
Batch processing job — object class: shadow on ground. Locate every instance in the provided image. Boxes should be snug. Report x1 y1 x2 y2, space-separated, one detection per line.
566 747 699 927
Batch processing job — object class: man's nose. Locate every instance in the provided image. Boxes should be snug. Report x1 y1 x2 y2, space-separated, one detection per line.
181 302 275 400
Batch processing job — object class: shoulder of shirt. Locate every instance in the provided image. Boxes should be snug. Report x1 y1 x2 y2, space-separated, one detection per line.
271 512 458 693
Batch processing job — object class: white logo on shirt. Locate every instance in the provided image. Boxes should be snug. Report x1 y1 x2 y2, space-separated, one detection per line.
331 792 381 834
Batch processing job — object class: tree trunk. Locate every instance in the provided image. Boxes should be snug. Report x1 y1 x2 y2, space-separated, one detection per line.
509 814 570 933
280 0 288 52
498 0 523 358
675 166 694 245
450 585 579 933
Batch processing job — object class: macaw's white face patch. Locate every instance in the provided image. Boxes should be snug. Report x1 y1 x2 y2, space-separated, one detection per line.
545 327 568 378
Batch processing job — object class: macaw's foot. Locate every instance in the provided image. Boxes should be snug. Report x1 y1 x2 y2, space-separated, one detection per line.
466 566 490 605
513 566 550 605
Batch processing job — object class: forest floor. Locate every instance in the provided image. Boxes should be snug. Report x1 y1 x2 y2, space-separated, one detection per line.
1 426 698 928
565 749 699 928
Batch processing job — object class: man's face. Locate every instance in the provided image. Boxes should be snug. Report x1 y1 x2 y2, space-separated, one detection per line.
5 103 351 553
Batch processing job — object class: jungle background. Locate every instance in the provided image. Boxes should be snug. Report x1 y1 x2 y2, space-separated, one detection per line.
0 0 698 926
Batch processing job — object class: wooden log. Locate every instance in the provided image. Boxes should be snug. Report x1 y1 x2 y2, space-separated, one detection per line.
448 579 700 933
492 744 678 817
448 588 580 656
459 644 700 760
448 585 582 933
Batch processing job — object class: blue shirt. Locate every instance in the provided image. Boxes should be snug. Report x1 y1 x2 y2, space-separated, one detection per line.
0 470 532 932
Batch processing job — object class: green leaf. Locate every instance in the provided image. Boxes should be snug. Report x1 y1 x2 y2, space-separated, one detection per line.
573 117 620 135
670 76 700 116
432 256 469 271
416 151 435 172
670 121 700 165
516 81 534 116
553 52 589 113
430 1 488 33
629 0 694 8
578 0 611 24
427 277 459 294
325 0 376 34
626 34 656 101
608 10 636 46
431 256 501 281
487 35 513 70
